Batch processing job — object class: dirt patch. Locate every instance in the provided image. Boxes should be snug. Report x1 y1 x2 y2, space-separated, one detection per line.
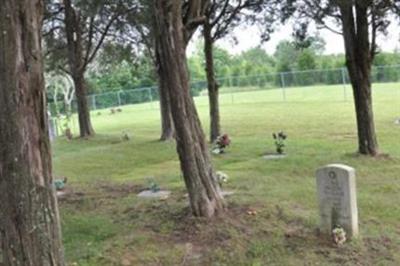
363 236 395 261
73 195 400 265
97 182 143 197
57 187 85 203
180 242 204 265
171 202 272 241
162 204 262 265
58 182 143 206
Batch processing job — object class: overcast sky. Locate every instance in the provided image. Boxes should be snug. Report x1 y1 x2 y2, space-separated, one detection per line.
188 20 400 56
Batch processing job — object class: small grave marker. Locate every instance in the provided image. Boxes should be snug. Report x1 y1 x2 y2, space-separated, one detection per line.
316 164 359 238
263 154 287 160
137 190 171 200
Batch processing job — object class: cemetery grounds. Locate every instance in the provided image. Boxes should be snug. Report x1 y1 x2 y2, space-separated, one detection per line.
54 83 400 265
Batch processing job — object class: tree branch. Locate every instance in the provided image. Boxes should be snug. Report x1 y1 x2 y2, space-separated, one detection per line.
83 16 95 66
209 0 229 27
83 14 119 69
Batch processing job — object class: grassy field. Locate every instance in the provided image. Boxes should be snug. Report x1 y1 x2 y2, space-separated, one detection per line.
53 83 400 265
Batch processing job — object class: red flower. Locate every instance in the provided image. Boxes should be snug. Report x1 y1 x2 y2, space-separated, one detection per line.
216 134 231 149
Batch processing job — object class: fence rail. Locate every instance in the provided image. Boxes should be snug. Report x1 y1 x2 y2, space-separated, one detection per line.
48 64 400 115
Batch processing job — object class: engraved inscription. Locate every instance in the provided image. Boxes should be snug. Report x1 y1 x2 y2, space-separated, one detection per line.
316 164 358 237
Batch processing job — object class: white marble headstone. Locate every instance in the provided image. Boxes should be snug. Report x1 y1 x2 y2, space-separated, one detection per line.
316 164 359 238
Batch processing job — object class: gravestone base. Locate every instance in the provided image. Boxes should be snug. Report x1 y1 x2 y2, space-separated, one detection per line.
56 187 73 199
316 164 359 239
221 190 235 196
263 153 287 160
212 148 227 155
56 188 85 202
56 190 68 198
137 190 171 199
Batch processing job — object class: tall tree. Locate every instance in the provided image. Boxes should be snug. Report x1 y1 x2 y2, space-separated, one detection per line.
153 0 225 218
0 1 64 265
294 0 398 155
44 0 136 137
63 0 95 137
156 43 176 141
127 1 175 141
203 0 282 141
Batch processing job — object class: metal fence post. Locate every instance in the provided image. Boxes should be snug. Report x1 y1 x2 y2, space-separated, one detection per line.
280 72 286 101
148 87 154 109
341 68 348 102
92 95 97 110
230 77 234 104
117 91 122 106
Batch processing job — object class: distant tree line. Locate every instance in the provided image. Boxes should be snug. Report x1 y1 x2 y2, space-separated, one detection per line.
84 38 400 95
59 41 400 116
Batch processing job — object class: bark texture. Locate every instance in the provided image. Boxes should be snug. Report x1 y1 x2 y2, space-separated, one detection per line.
153 0 225 218
204 20 221 142
339 2 379 155
0 1 64 265
64 0 95 138
155 43 175 141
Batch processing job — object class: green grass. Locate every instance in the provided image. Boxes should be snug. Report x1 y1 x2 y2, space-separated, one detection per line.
54 83 400 265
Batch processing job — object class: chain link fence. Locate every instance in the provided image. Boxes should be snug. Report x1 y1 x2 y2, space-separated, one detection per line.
48 65 400 115
47 65 400 138
86 86 160 110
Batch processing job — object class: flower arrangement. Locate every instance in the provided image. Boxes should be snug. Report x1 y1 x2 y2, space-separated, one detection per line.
215 171 229 189
212 134 231 154
53 177 68 191
332 226 346 245
272 131 287 154
147 180 160 193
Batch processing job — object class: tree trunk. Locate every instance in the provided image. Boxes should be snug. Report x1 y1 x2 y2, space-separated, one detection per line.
154 0 225 218
158 81 175 141
64 0 95 138
349 70 378 155
0 1 65 265
339 3 379 156
204 21 221 142
155 45 175 141
73 74 95 138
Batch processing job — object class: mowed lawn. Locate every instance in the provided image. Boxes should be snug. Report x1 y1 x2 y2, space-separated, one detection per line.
53 83 400 265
